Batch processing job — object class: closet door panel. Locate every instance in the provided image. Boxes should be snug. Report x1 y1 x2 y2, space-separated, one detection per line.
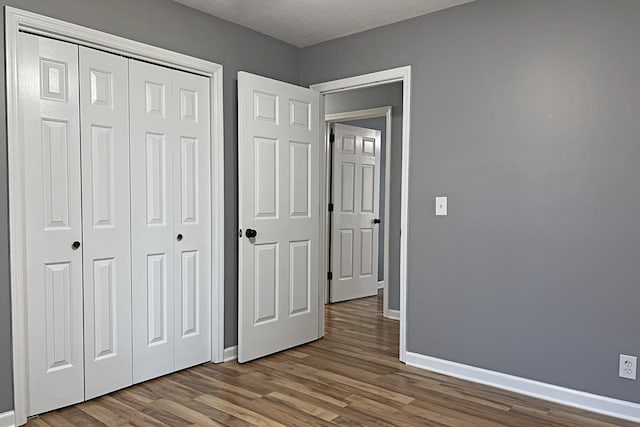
79 46 132 399
173 71 211 370
130 60 176 383
19 33 84 416
131 60 212 381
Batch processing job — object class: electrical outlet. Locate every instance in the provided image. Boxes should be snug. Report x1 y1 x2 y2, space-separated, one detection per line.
619 354 637 380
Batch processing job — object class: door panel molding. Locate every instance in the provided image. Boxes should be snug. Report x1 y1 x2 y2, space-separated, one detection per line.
6 7 225 425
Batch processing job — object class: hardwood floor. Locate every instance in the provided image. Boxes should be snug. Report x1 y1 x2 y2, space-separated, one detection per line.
28 292 637 426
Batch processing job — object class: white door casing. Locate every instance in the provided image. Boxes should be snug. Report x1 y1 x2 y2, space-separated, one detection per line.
172 68 212 371
331 123 381 302
79 46 133 399
19 33 85 415
238 72 320 363
130 59 212 382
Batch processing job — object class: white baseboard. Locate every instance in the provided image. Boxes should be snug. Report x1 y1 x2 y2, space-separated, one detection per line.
0 411 15 427
377 281 384 290
223 345 238 362
405 351 640 423
385 309 400 320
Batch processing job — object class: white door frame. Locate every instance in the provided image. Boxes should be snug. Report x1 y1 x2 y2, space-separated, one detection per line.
325 106 393 319
5 7 225 425
311 66 412 363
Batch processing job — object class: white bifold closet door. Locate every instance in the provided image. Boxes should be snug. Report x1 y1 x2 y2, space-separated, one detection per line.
129 59 211 383
19 32 85 417
19 31 213 414
19 34 134 414
79 46 133 400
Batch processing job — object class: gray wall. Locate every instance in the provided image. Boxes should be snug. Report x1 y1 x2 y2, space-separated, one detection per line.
0 0 300 412
340 117 386 282
327 85 404 309
302 0 640 404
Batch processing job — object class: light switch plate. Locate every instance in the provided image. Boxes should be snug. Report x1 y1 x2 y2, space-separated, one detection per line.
435 196 447 216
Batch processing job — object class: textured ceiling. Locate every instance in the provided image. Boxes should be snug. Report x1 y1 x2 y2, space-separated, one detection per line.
173 0 476 47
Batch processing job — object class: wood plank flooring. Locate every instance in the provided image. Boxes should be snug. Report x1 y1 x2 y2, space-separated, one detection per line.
28 292 638 426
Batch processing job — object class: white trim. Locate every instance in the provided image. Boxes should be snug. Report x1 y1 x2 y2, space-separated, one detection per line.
405 352 640 424
325 106 391 122
0 411 15 427
323 122 332 306
385 309 400 321
377 281 384 290
325 106 392 319
223 346 238 362
312 68 407 94
210 65 226 365
5 7 217 76
6 7 225 424
318 100 328 337
312 66 411 364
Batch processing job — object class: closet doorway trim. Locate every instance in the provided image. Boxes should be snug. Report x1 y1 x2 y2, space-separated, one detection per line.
5 7 226 425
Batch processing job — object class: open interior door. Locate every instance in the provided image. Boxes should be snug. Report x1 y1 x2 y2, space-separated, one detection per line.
238 72 321 362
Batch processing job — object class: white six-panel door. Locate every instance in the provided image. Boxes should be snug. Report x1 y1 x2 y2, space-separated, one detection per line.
130 59 211 382
19 33 85 416
79 46 133 399
238 72 320 363
331 124 381 302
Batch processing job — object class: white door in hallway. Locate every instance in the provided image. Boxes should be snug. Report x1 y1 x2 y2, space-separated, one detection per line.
237 72 321 362
330 124 381 302
130 59 212 383
19 33 84 415
79 46 133 399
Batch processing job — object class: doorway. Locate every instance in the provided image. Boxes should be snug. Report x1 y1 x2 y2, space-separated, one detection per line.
325 103 397 320
236 67 412 364
312 67 411 363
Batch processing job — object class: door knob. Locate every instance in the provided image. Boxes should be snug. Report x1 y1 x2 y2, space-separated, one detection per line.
71 241 81 250
177 233 183 241
245 228 257 238
373 218 381 224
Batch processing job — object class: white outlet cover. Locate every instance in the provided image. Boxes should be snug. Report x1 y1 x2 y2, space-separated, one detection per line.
435 196 447 216
619 354 637 380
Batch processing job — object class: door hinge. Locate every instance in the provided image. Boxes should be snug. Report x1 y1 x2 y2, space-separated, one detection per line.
327 272 333 281
238 229 242 238
328 203 334 212
329 132 335 143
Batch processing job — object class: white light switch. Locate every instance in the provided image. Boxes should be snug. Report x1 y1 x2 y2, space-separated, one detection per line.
435 196 447 216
